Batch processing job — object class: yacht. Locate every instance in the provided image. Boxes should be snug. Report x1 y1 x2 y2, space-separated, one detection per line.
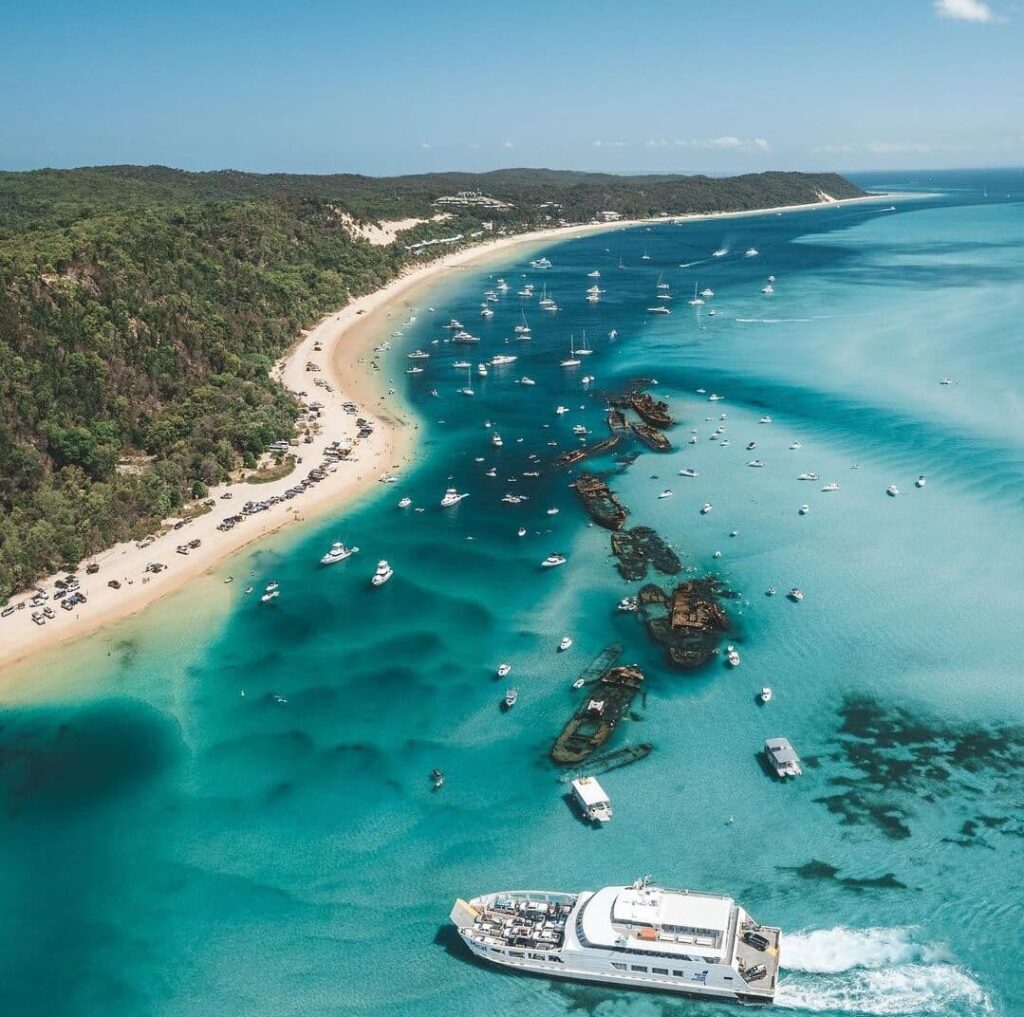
656 274 670 290
491 354 518 366
452 331 481 344
260 585 279 603
561 336 581 368
444 318 463 330
558 636 573 651
575 332 594 355
712 247 727 257
452 360 472 369
556 405 570 415
542 553 567 568
700 287 714 298
502 493 523 504
450 876 781 1005
587 269 601 279
546 508 559 516
571 777 613 823
745 247 759 257
746 459 766 468
441 488 469 507
726 646 741 667
530 257 552 269
398 497 412 508
658 490 673 499
371 560 393 587
517 527 527 537
491 433 503 447
572 424 588 436
789 442 802 450
688 284 704 307
497 663 512 678
407 350 430 360
480 305 494 319
709 393 724 402
503 687 519 709
647 305 671 314
940 377 953 385
405 366 423 375
799 504 810 515
320 541 359 565
678 468 698 478
886 484 900 497
496 278 509 293
477 363 488 377
759 686 773 704
821 482 840 492
764 737 802 778
761 283 774 294
915 475 926 488
797 472 819 481
515 317 532 336
787 588 804 602
700 503 713 514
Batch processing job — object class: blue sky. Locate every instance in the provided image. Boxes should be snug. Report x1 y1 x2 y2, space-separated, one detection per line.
1 0 1021 175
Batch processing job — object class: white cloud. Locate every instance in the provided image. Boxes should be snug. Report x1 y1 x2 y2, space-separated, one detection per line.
593 140 628 148
420 142 432 150
500 141 514 149
812 140 956 155
934 0 996 22
671 136 771 151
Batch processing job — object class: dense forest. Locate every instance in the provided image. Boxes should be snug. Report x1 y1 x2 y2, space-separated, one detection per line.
0 165 865 598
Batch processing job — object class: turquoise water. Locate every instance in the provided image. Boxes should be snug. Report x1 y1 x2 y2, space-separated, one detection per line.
3 170 1024 1016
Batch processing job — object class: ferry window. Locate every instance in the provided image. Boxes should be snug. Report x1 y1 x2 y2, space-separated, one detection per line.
652 967 669 975
509 951 524 957
630 965 648 973
724 976 734 981
611 962 627 970
672 970 683 977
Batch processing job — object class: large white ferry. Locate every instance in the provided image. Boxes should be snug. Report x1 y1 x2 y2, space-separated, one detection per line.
451 877 780 1005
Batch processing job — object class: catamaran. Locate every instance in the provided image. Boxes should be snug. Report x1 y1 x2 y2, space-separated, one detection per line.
450 876 781 1005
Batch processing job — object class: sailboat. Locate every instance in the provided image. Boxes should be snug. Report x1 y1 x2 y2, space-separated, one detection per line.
688 283 704 307
575 330 593 356
514 310 531 336
641 248 651 260
458 363 475 396
618 257 626 269
561 335 581 367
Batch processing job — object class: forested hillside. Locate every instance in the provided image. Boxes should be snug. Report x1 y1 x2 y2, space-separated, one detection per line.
0 166 865 597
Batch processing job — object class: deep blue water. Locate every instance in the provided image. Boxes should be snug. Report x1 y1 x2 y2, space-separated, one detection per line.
2 169 1024 1017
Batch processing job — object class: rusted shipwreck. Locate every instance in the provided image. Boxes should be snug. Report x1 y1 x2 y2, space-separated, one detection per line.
573 471 629 530
638 579 729 669
610 526 681 580
551 664 645 765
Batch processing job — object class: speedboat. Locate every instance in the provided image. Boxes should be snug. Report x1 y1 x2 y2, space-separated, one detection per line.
788 588 804 602
713 247 727 257
558 636 573 651
452 360 472 369
497 663 512 678
709 393 724 401
700 503 713 514
441 488 469 507
519 377 535 386
321 541 359 565
647 306 671 314
491 354 518 366
765 587 777 597
940 377 953 385
746 441 757 451
542 553 567 568
572 677 586 689
491 433 503 447
790 442 802 450
701 287 714 298
260 586 279 603
546 508 559 516
745 247 759 257
759 686 773 704
503 687 519 709
658 490 673 499
726 646 741 667
916 475 926 488
477 363 488 377
556 405 570 415
821 482 840 492
407 350 430 360
761 283 774 295
678 468 698 478
887 484 900 497
747 459 766 468
371 560 393 586
588 269 601 278
430 768 445 790
759 416 772 424
517 527 527 537
406 366 423 375
399 497 412 508
799 504 810 515
797 472 820 481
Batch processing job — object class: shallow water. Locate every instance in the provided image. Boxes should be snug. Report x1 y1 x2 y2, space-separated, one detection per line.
2 170 1023 1016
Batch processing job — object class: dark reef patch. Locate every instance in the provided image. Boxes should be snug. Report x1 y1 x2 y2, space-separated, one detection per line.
778 858 908 891
816 696 1024 841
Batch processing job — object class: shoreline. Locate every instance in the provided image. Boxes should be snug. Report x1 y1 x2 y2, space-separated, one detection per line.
0 189 912 684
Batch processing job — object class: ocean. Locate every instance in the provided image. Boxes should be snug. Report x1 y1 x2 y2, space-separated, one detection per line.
2 168 1022 1017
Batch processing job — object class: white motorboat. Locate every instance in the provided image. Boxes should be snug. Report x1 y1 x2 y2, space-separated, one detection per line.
452 360 472 369
709 393 724 401
797 472 819 481
519 376 536 385
572 424 588 436
700 287 714 298
915 475 926 488
789 442 802 450
940 377 953 385
678 468 699 478
647 305 671 314
441 488 469 507
712 247 727 257
821 482 840 492
886 484 900 497
502 493 523 504
497 663 512 678
371 560 393 586
530 257 552 269
260 587 279 603
759 686 773 704
765 737 802 778
558 636 573 651
546 508 559 516
747 459 766 468
491 433 503 447
556 405 570 415
571 776 613 823
503 687 519 709
407 349 430 360
517 527 527 537
491 354 518 366
572 677 586 689
320 541 359 565
587 269 601 278
700 503 713 514
726 645 741 667
761 283 774 295
799 504 810 515
480 305 494 318
542 553 567 568
788 588 804 602
477 363 488 377
658 489 673 499
444 318 464 330
745 247 759 257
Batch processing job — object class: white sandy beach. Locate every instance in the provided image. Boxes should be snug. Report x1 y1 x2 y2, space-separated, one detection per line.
0 191 902 680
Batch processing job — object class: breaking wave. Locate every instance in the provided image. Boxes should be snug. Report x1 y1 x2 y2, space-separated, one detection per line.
777 927 993 1015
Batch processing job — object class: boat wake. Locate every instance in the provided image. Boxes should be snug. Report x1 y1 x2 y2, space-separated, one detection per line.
735 317 816 324
777 927 993 1015
677 258 712 268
